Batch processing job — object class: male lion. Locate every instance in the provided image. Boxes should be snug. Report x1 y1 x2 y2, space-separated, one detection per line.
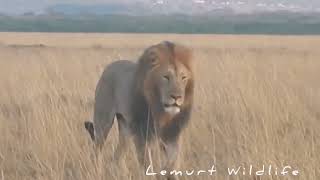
85 41 194 179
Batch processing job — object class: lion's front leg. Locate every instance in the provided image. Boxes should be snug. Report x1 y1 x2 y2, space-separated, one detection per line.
160 139 181 180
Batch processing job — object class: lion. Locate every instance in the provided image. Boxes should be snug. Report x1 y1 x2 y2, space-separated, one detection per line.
84 41 194 180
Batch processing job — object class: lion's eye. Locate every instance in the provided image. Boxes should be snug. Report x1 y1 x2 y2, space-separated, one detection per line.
163 75 170 81
182 76 187 81
150 58 158 66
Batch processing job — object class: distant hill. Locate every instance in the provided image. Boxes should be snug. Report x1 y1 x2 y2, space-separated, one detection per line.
1 0 320 15
46 4 131 15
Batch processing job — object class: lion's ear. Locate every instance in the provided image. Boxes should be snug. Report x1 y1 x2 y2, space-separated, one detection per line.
142 47 159 66
148 52 158 66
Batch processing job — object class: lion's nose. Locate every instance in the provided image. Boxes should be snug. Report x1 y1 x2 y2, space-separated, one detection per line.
170 94 182 101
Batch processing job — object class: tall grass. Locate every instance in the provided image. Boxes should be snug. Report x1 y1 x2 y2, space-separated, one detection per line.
0 33 319 180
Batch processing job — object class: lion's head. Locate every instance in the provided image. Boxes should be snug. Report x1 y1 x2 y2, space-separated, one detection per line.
135 41 194 118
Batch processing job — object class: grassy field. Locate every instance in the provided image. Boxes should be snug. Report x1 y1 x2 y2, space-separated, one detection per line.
0 33 319 180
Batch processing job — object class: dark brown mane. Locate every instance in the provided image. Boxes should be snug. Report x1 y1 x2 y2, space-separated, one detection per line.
131 41 194 142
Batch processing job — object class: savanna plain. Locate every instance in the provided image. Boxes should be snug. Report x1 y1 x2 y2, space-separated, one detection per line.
0 33 319 180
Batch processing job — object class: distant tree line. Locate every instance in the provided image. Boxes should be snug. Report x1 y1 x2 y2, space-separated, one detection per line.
0 14 320 34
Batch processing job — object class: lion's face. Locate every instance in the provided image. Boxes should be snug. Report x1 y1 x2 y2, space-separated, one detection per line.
155 61 190 115
141 43 193 116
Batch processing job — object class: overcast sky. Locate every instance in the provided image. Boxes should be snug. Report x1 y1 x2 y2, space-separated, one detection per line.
0 0 135 14
0 0 319 14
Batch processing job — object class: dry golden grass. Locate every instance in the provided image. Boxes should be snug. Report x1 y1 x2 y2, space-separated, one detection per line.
0 33 319 180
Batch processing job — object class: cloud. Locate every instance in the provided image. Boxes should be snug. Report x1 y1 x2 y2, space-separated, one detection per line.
1 0 320 14
0 0 146 14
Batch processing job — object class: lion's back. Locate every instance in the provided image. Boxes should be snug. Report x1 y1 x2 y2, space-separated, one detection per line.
100 60 136 79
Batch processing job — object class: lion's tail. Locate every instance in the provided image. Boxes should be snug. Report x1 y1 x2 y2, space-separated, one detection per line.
84 121 95 141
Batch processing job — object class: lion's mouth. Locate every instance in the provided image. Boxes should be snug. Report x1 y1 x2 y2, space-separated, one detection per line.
164 104 181 115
